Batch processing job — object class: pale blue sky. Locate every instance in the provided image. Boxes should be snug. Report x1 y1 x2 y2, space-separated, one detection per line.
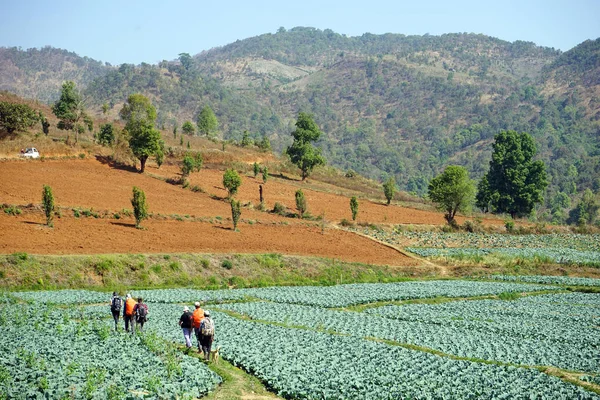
1 0 598 65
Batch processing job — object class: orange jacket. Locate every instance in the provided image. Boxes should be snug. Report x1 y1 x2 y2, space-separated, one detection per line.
125 298 136 316
192 308 204 328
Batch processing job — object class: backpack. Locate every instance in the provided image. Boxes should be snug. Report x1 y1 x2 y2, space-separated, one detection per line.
201 318 214 336
136 305 147 322
111 297 122 312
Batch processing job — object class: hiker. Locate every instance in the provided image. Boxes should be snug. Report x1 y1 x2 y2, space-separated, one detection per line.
199 310 215 360
133 297 149 333
192 302 204 352
109 291 122 331
179 306 193 349
123 294 136 333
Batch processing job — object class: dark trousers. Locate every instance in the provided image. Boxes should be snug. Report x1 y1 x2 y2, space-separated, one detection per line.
124 314 134 332
111 309 120 330
194 327 202 349
200 335 213 360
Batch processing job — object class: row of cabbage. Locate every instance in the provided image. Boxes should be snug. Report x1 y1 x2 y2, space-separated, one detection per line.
365 229 600 252
215 293 600 373
406 247 600 265
11 280 559 307
82 303 599 400
487 274 600 287
0 300 221 399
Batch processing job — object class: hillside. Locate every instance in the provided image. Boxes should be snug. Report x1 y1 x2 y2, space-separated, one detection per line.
1 29 599 204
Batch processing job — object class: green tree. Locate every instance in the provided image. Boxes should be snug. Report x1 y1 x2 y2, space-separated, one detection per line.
428 165 475 226
223 169 241 198
196 105 218 136
97 123 115 146
101 102 109 115
253 162 260 178
383 176 395 205
0 102 38 134
257 135 271 151
182 121 195 135
131 186 148 229
178 53 193 70
286 112 326 180
181 155 195 179
295 189 307 218
42 185 55 228
350 196 359 221
262 166 269 184
155 139 165 169
241 131 252 147
230 199 241 231
120 94 161 173
173 125 177 138
194 152 203 172
567 189 599 226
478 130 547 218
52 81 90 143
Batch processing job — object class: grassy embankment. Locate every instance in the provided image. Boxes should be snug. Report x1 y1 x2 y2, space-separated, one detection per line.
0 252 436 292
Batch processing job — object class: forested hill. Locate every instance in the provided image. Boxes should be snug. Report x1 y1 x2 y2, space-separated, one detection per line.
1 29 599 202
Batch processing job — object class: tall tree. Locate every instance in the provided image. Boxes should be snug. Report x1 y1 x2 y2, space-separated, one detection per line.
196 105 218 136
286 112 325 180
567 189 599 226
478 130 547 218
428 165 475 226
52 81 91 143
120 94 161 173
383 176 396 205
178 53 193 70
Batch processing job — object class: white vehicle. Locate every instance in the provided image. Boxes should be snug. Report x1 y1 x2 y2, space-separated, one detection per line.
20 148 40 159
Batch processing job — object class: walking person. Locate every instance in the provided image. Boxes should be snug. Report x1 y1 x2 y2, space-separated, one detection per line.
192 302 204 352
200 310 215 361
133 297 149 334
123 294 136 333
179 306 193 350
109 291 122 331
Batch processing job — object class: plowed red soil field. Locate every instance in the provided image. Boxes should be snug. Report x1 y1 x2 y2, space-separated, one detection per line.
0 158 493 265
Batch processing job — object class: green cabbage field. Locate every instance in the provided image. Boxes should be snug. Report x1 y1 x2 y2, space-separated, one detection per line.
2 280 599 399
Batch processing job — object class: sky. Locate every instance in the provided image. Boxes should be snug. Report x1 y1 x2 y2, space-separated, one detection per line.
1 0 599 65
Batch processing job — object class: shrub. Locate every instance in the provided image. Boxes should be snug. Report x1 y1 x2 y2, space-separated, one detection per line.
350 196 359 221
273 202 286 215
221 260 233 270
131 187 148 229
262 166 269 184
181 156 195 179
295 189 307 218
345 169 356 178
505 220 515 233
42 185 55 227
230 199 241 231
223 169 242 198
383 177 395 205
169 262 181 271
194 152 203 172
97 123 115 146
340 218 354 227
200 259 210 268
3 205 21 216
253 162 260 177
498 291 520 301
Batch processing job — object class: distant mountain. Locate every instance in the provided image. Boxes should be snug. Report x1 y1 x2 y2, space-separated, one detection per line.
1 29 598 203
0 46 110 102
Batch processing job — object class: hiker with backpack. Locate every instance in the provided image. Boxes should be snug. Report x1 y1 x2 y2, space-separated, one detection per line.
199 310 215 361
192 302 204 352
123 294 137 333
110 292 122 331
179 306 193 349
133 297 149 333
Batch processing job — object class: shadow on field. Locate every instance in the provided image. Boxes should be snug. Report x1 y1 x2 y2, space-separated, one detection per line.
22 221 45 226
95 155 138 173
212 225 234 231
110 222 137 228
